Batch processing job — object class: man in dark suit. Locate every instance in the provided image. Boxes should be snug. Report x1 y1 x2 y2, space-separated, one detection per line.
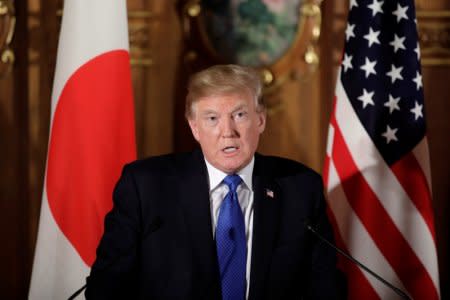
86 64 343 299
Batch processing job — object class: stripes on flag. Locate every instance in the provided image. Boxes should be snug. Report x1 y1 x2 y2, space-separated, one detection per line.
324 0 440 299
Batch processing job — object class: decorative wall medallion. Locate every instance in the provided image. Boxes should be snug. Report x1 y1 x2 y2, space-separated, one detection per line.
182 0 322 89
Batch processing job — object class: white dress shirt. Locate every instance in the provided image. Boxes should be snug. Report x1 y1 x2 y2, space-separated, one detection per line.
204 157 254 299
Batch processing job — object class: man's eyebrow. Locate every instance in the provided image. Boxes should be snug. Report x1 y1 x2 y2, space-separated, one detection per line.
199 109 218 116
231 104 248 114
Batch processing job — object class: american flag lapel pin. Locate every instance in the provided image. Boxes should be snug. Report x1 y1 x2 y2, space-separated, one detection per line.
265 188 274 198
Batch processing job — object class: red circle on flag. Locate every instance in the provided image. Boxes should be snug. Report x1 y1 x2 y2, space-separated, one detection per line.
46 50 136 266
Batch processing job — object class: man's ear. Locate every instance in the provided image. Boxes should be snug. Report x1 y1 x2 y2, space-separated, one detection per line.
188 118 200 141
257 110 266 134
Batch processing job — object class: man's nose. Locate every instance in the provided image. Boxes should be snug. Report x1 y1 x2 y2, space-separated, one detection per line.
221 117 238 137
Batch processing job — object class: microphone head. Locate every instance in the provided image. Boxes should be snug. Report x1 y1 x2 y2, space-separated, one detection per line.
303 218 314 231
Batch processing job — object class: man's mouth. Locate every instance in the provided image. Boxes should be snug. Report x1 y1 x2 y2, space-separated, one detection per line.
223 146 239 153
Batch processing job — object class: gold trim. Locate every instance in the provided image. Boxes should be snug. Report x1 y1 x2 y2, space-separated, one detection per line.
304 45 319 65
130 58 154 67
0 1 9 15
266 102 284 116
302 3 320 18
0 0 15 77
1 47 13 63
302 2 321 68
261 68 274 85
422 47 450 55
417 10 450 66
58 9 157 19
5 14 14 43
128 11 155 19
418 22 450 29
416 10 450 18
128 14 152 68
185 2 201 18
422 58 450 66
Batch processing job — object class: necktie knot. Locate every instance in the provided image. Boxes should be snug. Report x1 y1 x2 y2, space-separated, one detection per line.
223 174 242 193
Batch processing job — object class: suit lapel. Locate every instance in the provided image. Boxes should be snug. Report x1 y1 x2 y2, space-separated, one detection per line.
176 149 221 298
248 154 282 300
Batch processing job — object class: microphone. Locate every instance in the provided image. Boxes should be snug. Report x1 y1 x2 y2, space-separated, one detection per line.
67 216 163 300
304 219 411 300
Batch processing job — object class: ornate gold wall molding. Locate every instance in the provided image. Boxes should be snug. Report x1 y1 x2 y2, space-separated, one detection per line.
27 12 44 65
129 10 154 67
0 0 15 77
417 10 450 66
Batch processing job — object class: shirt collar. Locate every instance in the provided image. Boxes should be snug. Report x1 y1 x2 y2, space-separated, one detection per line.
204 157 254 192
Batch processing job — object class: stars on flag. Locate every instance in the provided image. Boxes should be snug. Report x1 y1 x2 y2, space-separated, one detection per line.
413 71 423 90
382 125 398 144
392 3 409 23
358 88 375 108
346 23 356 41
390 34 406 53
342 54 353 72
364 27 381 47
386 64 403 83
410 101 423 120
414 42 421 60
384 94 401 114
360 57 377 77
368 0 384 17
339 0 426 158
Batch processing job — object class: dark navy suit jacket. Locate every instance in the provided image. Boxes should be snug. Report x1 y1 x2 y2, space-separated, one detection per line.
85 149 344 299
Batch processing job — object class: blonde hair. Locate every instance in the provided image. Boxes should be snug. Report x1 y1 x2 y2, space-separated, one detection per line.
185 64 264 119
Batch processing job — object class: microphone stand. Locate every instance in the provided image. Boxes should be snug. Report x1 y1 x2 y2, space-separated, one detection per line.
67 284 86 300
305 222 412 300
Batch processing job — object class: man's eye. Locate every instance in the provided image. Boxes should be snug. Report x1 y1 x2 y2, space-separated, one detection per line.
234 111 248 120
205 116 218 125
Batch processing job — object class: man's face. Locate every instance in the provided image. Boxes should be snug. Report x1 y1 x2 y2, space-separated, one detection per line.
188 92 266 173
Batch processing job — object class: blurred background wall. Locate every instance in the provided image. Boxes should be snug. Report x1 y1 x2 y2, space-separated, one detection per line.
0 0 448 298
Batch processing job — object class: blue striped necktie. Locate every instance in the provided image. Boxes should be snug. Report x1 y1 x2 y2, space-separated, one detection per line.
215 174 247 300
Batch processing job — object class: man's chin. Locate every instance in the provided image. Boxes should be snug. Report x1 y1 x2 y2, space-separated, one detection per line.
217 160 249 174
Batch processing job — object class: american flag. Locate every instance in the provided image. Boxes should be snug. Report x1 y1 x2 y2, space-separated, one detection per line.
323 0 440 299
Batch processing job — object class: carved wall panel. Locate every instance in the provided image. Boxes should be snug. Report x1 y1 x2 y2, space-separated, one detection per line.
1 1 31 299
128 0 181 158
415 4 450 298
417 11 450 66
